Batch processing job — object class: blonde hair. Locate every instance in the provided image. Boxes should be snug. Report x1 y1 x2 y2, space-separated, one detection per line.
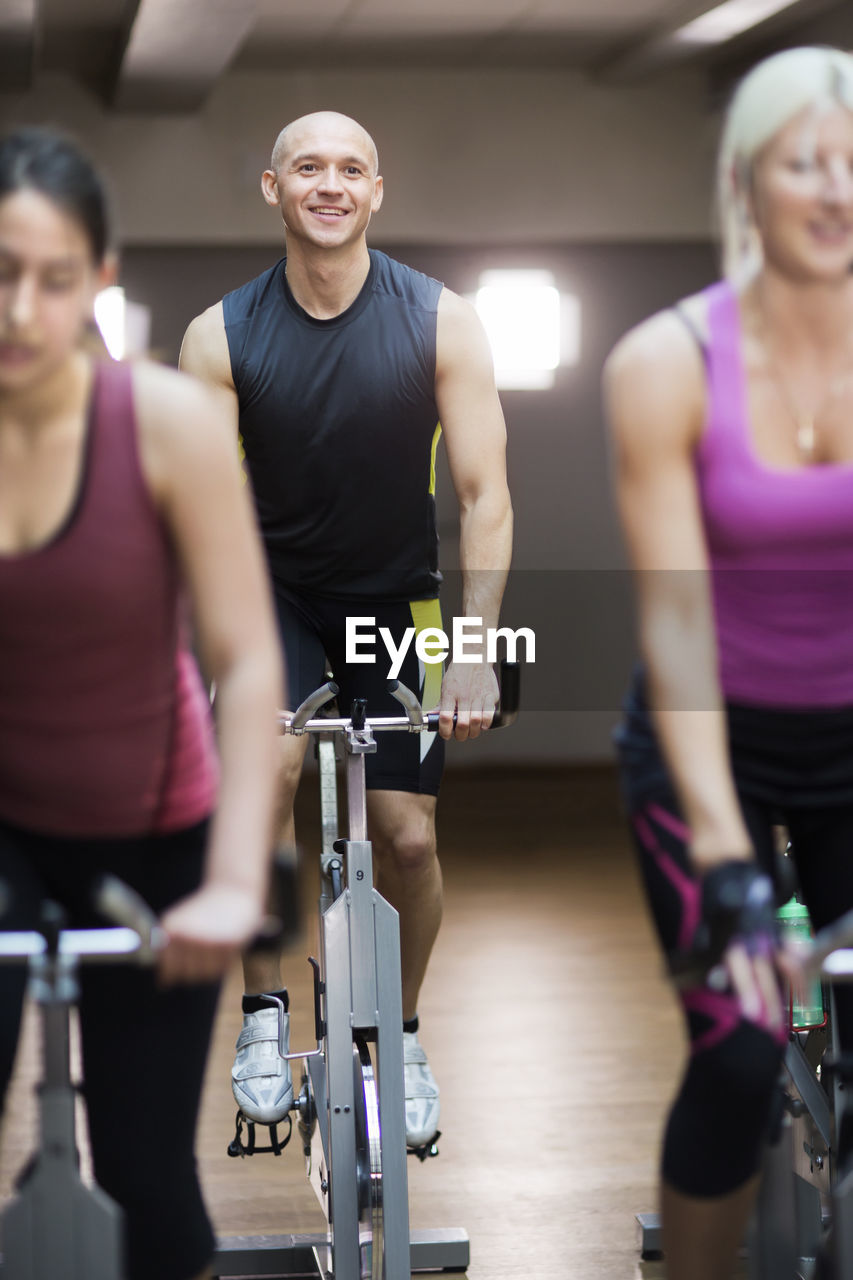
717 46 853 283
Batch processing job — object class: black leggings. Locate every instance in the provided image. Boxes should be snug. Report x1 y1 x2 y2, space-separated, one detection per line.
0 818 220 1280
628 787 853 1197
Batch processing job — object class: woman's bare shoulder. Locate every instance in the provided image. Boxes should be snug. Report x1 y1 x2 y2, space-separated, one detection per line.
604 298 709 454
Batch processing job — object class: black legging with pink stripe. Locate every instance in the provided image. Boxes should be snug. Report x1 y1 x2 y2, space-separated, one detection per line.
618 675 853 1196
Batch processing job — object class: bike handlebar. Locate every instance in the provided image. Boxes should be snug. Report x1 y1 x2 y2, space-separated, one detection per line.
672 904 853 989
280 660 520 735
803 907 853 980
0 875 166 963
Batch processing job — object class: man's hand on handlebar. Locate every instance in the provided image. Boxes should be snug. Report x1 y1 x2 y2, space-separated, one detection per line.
157 882 265 987
436 660 499 741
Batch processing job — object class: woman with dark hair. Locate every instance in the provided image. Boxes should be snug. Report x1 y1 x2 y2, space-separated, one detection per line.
605 46 853 1280
0 127 282 1280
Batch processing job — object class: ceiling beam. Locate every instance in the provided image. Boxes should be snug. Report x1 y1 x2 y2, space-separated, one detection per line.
0 0 38 90
112 0 260 112
598 0 841 81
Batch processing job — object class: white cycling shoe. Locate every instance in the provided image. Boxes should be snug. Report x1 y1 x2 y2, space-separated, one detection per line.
231 1006 294 1125
403 1029 440 1147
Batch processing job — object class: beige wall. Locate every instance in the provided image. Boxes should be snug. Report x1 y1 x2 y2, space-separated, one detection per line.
0 69 722 761
1 66 718 244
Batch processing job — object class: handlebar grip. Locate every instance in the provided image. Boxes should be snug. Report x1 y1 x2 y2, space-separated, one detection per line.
804 906 853 977
92 875 165 956
290 680 340 730
492 660 520 728
424 659 521 732
387 678 424 725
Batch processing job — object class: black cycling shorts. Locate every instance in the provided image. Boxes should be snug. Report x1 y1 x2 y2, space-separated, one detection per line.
274 585 445 796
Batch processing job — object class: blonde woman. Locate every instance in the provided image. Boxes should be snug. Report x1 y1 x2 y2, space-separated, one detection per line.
605 47 853 1280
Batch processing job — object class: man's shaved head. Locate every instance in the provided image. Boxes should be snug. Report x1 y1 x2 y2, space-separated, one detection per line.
271 112 379 176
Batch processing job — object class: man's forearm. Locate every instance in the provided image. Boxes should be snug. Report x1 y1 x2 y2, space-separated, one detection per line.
458 494 513 633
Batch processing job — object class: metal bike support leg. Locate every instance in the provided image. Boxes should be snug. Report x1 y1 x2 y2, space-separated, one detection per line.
749 1109 799 1280
320 836 412 1280
1 954 125 1280
212 723 469 1279
334 837 410 1277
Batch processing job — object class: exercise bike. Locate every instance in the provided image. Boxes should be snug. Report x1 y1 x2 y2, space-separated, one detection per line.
213 661 520 1280
0 877 164 1279
636 899 853 1279
749 913 853 1280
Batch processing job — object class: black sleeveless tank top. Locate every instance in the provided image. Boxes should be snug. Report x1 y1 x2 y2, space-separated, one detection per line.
223 249 443 601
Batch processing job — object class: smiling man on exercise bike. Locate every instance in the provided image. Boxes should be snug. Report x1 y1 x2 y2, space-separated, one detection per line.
180 110 513 1151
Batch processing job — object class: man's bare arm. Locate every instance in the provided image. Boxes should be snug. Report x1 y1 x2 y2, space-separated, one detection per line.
179 302 240 431
434 288 513 740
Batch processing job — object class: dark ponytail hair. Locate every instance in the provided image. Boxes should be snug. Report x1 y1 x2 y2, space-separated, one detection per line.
0 127 111 263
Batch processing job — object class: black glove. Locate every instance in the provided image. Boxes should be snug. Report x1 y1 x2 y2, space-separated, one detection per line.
671 860 777 987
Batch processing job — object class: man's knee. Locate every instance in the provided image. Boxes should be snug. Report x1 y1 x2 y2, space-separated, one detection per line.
374 822 437 876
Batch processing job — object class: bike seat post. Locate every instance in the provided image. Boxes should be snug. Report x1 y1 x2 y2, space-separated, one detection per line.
33 954 78 1093
345 699 376 844
30 903 78 1093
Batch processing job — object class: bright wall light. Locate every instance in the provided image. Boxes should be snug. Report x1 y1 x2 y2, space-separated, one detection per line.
475 269 577 391
671 0 800 46
94 287 151 360
94 285 126 359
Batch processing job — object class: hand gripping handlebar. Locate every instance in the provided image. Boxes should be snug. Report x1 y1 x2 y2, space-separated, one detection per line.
281 659 520 736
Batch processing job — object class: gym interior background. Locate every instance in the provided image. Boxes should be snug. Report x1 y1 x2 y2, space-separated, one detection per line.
1 5 852 1280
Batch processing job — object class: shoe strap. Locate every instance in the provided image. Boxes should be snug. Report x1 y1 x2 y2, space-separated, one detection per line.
234 1059 285 1081
405 1078 439 1099
403 1042 428 1065
236 1021 287 1051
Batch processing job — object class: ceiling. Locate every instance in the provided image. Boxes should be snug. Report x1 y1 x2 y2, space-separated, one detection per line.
2 0 852 112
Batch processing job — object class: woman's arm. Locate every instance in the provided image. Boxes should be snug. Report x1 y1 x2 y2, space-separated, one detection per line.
603 308 752 873
133 361 282 983
605 309 783 1029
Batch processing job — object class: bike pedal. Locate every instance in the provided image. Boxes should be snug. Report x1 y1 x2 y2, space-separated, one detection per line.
407 1130 441 1162
227 1109 293 1158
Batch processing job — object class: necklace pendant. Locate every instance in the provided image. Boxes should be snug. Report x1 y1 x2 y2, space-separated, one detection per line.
796 418 815 459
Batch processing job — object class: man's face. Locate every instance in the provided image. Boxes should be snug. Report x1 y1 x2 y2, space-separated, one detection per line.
263 115 383 252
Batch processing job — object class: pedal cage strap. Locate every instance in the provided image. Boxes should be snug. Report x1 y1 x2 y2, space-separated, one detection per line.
407 1130 441 1162
227 1109 293 1158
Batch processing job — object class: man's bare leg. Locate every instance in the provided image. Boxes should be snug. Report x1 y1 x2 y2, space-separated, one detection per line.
368 790 442 1145
367 791 441 1020
241 732 309 994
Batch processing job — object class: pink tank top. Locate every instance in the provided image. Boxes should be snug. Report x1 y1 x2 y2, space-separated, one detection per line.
696 281 853 708
0 361 219 837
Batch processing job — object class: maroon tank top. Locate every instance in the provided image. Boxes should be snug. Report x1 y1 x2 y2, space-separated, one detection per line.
0 361 218 837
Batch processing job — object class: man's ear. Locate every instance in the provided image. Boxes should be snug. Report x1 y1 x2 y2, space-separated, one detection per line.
261 169 281 209
372 174 384 213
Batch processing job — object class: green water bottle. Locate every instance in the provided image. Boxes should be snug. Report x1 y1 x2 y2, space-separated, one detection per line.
777 895 825 1028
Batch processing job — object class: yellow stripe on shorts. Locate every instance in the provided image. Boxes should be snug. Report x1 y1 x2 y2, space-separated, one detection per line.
409 598 443 761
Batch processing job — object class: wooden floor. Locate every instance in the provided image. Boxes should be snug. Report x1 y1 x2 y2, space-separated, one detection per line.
0 766 740 1279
